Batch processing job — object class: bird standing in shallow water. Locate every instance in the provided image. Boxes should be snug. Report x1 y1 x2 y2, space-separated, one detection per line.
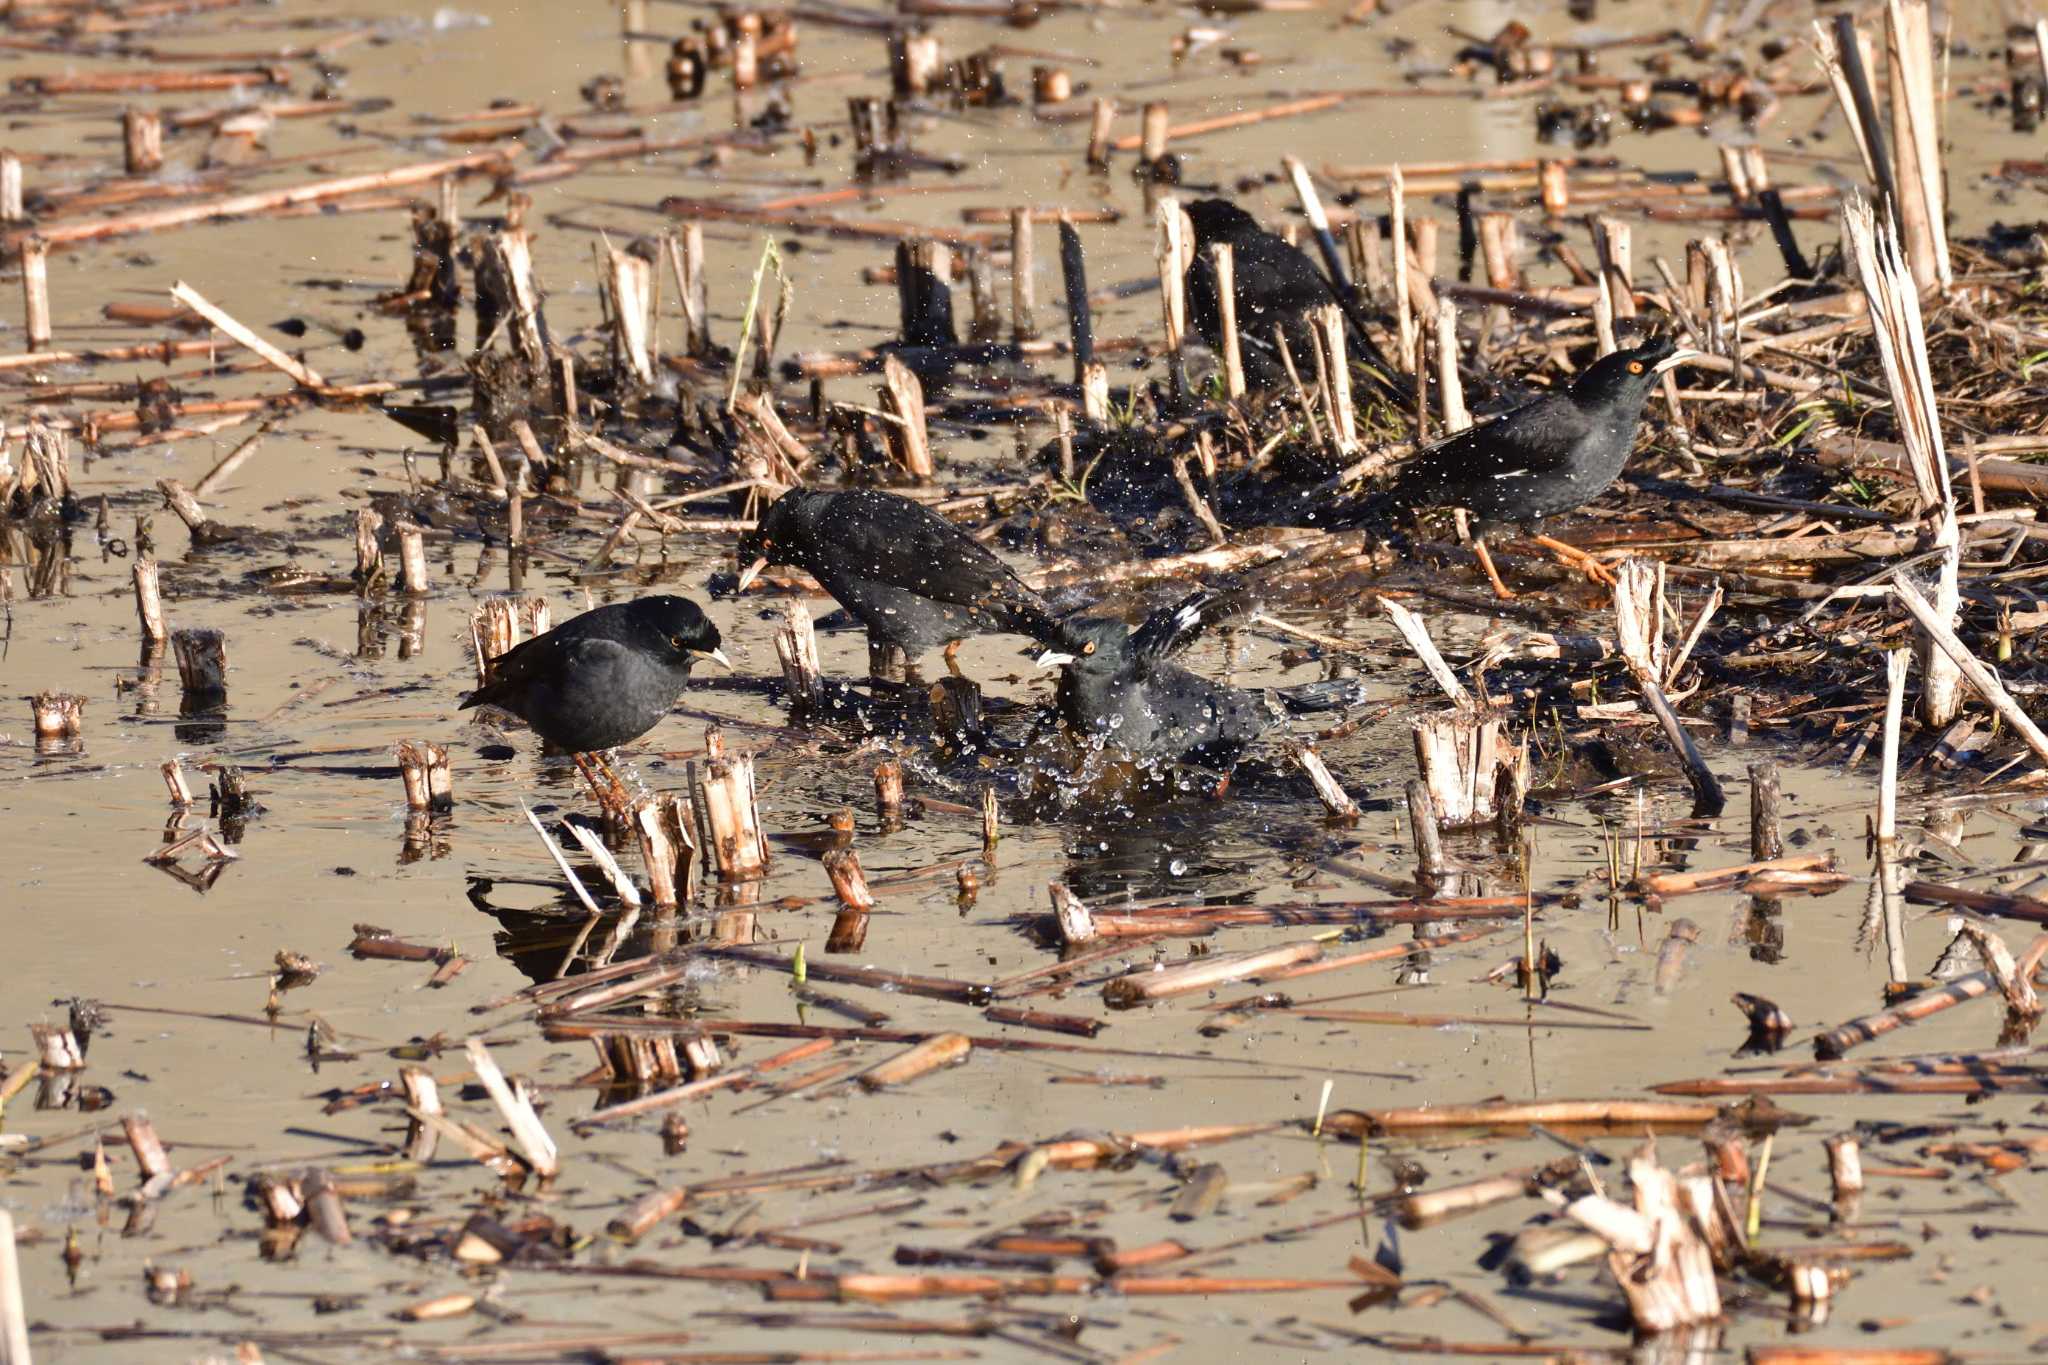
1379 336 1696 597
462 595 728 800
1181 198 1407 403
735 487 1082 681
1036 590 1364 777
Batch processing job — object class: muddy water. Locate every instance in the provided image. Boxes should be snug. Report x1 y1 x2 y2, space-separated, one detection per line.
6 0 2048 1360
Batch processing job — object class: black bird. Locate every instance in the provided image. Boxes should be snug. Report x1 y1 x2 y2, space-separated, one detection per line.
1182 198 1406 402
461 596 728 791
734 488 1081 678
1379 336 1695 596
1037 590 1362 773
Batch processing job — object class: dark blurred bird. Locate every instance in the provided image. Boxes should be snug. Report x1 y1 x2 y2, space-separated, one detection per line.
462 596 727 793
735 488 1080 678
1037 589 1363 772
1378 336 1695 596
1182 198 1407 402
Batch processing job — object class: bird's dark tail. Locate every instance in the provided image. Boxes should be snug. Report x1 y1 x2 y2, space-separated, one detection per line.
1272 677 1370 713
1131 586 1259 663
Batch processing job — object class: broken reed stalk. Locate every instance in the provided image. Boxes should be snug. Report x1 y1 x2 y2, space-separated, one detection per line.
170 281 324 389
471 598 519 684
1825 1133 1863 1203
1813 969 1998 1059
1170 455 1225 546
31 1023 82 1071
873 759 904 827
0 155 21 225
19 236 49 352
566 820 643 908
878 353 932 480
667 222 712 357
1048 882 1096 946
162 759 194 806
479 226 545 365
1412 708 1525 828
1593 216 1635 319
396 521 429 595
0 1209 29 1365
633 792 697 906
858 1033 971 1090
302 1170 352 1245
124 1112 171 1184
1104 941 1323 1007
695 728 770 881
1592 265 1616 356
122 108 163 176
980 785 1000 859
1892 577 2048 769
1057 216 1092 382
1749 762 1782 861
1566 1143 1723 1331
1154 195 1189 400
1284 154 1350 295
1883 0 1950 292
401 1066 442 1162
1406 779 1449 882
1010 206 1035 341
1434 298 1468 431
464 1037 558 1180
30 691 83 740
354 509 385 591
604 240 656 388
1388 166 1413 369
1877 647 1908 844
170 628 228 701
1842 196 1960 726
1209 241 1245 400
824 843 875 912
192 419 273 498
1138 100 1169 165
132 557 167 645
1081 361 1109 423
773 597 822 708
3 149 507 257
1086 97 1116 168
1310 304 1355 452
1294 745 1359 821
396 741 453 814
1380 596 1471 707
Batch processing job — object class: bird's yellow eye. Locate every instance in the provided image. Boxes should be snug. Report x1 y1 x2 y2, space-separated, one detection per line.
671 634 687 649
1628 361 1644 373
1081 640 1097 656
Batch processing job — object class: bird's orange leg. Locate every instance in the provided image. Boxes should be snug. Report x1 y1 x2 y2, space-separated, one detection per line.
1473 537 1516 601
943 639 965 680
571 752 611 807
1534 534 1618 587
572 750 632 813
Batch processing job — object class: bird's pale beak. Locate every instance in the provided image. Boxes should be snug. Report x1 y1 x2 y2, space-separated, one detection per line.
1035 649 1076 669
697 647 734 670
734 556 769 593
1653 348 1703 374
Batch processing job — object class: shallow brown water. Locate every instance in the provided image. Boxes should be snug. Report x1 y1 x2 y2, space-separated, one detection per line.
7 0 2048 1361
